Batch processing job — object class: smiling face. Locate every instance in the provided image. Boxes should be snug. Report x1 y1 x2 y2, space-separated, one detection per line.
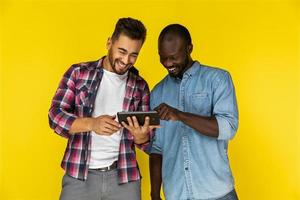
159 34 193 79
105 33 143 75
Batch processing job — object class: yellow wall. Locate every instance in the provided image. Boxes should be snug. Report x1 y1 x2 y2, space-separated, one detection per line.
1 0 299 199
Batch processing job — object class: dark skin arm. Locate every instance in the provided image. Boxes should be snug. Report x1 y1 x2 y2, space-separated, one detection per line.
150 153 163 200
154 103 219 137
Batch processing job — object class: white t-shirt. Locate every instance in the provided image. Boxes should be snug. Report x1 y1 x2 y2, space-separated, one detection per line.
89 69 128 168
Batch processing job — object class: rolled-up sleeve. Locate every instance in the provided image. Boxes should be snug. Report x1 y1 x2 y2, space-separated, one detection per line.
48 65 78 138
150 132 163 155
213 71 239 140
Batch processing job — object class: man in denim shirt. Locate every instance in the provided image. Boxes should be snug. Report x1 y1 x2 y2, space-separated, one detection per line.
150 24 239 200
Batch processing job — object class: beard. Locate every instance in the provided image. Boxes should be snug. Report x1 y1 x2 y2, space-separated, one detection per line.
170 56 191 79
107 50 130 75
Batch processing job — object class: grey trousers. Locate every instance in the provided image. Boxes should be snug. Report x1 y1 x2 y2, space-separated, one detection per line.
60 169 141 200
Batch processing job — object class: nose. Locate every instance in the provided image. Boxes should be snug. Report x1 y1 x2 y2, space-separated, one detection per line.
164 58 173 68
121 55 130 65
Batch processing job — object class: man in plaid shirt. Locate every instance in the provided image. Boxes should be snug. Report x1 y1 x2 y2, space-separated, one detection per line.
48 17 156 200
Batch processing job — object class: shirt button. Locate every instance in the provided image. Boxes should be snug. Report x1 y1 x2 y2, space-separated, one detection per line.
185 167 188 170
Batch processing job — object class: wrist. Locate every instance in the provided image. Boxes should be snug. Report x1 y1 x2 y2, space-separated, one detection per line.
134 135 150 145
177 110 185 121
69 117 94 134
87 117 95 132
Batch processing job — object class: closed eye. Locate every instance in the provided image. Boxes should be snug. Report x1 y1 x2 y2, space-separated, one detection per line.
118 48 127 55
130 54 138 58
119 50 126 55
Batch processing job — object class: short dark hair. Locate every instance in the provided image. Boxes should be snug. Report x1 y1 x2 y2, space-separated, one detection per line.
158 24 192 45
111 17 147 43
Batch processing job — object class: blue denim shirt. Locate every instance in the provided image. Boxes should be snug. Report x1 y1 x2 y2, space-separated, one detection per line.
150 61 238 200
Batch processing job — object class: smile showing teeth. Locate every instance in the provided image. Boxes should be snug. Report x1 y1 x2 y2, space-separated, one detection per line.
117 61 126 68
118 62 125 67
168 67 176 72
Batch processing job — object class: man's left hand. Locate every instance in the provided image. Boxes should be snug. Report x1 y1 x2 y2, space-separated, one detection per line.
121 116 159 144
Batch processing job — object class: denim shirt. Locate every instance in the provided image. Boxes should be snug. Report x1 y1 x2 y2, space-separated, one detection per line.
150 61 238 200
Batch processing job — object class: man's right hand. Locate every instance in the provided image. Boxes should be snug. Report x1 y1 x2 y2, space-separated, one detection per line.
91 115 121 135
69 115 121 135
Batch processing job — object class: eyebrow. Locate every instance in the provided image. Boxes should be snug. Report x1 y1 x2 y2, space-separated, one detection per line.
159 52 178 58
118 48 139 56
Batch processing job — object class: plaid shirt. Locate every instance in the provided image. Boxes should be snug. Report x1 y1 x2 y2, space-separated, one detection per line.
48 58 152 183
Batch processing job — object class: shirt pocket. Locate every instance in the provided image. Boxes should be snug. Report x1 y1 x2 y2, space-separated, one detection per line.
75 82 91 116
189 92 211 116
77 86 90 105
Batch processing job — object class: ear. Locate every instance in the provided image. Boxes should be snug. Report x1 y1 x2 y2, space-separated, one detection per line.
106 37 112 50
187 44 193 54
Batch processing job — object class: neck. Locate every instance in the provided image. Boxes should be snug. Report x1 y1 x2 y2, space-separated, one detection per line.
185 58 194 72
102 56 113 72
179 58 194 78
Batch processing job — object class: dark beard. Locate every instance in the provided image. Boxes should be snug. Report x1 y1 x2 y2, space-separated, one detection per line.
108 52 124 75
108 50 117 74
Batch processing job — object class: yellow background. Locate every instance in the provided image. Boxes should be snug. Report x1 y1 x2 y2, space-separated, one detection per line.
1 0 299 199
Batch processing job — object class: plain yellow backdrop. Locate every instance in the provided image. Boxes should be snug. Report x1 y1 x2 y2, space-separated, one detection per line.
1 0 299 199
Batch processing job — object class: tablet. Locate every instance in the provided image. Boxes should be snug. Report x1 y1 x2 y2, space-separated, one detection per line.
117 111 160 126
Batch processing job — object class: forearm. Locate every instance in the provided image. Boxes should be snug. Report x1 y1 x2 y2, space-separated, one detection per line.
178 111 219 137
150 153 162 200
69 117 94 134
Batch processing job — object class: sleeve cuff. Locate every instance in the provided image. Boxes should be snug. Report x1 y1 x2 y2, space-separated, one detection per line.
150 144 162 155
216 116 234 140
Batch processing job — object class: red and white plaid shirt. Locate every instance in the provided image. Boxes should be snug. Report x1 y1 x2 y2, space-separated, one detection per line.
48 58 153 183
